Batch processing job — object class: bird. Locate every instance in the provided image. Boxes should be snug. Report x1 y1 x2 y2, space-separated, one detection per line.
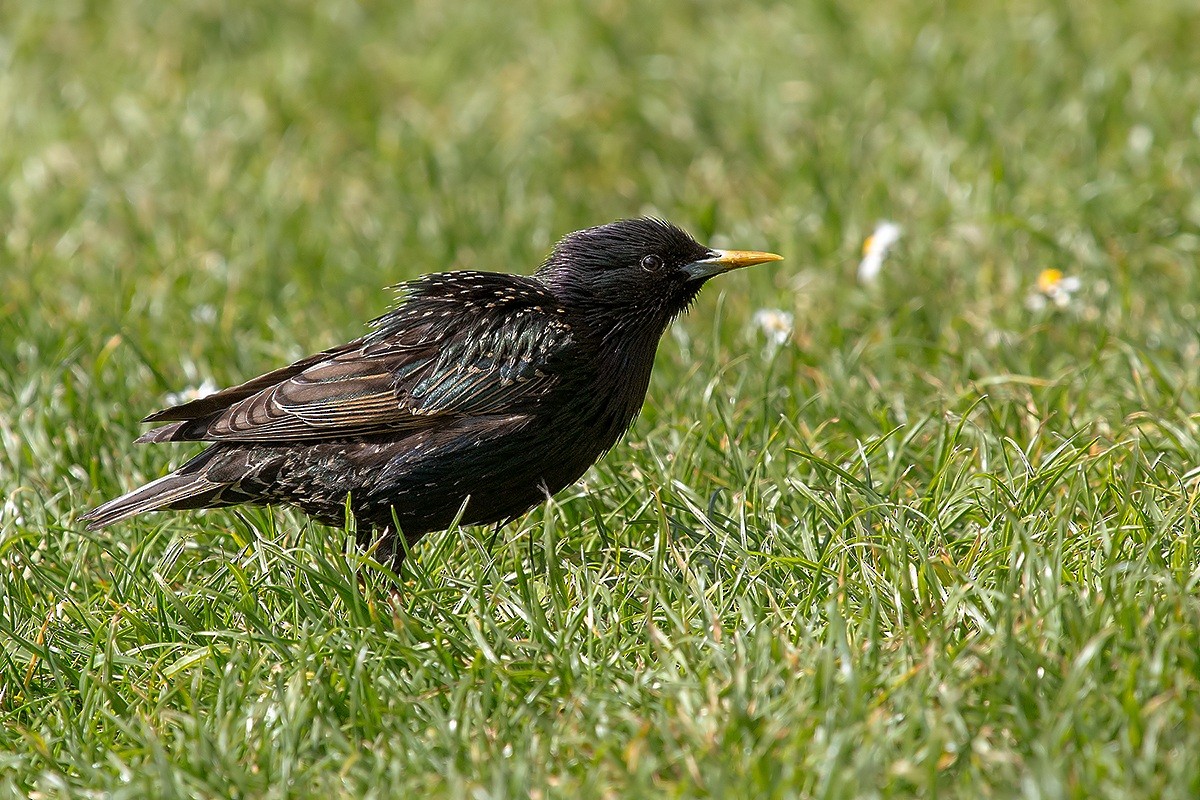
82 218 782 563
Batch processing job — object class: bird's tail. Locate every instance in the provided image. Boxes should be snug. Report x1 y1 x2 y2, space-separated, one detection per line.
81 451 225 530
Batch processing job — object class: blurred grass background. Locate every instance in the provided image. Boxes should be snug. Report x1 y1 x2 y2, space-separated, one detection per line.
2 0 1200 796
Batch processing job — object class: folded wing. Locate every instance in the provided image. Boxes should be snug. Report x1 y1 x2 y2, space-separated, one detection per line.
137 273 574 444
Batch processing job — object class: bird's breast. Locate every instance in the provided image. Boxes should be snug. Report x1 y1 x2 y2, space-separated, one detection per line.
556 336 660 454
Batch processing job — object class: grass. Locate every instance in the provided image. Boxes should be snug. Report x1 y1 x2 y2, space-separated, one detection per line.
3 0 1200 796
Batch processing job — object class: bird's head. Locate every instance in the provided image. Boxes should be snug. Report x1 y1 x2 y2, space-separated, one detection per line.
537 218 782 331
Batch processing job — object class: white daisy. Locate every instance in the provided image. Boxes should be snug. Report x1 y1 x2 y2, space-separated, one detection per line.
1027 268 1082 310
164 378 219 407
858 221 902 283
752 308 794 349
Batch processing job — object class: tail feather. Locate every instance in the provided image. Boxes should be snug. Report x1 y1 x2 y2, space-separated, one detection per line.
81 469 224 530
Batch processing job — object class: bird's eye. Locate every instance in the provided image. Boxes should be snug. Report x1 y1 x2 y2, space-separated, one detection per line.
641 254 664 271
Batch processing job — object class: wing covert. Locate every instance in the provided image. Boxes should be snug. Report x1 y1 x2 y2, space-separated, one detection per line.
140 273 575 444
405 311 573 417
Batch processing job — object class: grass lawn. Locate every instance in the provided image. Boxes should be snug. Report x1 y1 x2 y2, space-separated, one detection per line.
3 0 1200 796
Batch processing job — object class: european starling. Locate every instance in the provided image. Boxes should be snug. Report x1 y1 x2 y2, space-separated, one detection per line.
83 219 782 562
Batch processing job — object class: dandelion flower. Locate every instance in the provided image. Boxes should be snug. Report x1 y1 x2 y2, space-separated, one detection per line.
752 308 794 349
1027 268 1082 310
858 221 902 283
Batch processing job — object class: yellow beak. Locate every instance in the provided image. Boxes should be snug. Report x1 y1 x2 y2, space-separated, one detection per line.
684 249 784 280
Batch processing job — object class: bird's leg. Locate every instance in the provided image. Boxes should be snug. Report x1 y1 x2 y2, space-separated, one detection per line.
487 521 503 555
378 524 413 608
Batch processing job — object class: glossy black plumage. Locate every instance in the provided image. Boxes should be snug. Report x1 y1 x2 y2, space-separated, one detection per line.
83 219 782 563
